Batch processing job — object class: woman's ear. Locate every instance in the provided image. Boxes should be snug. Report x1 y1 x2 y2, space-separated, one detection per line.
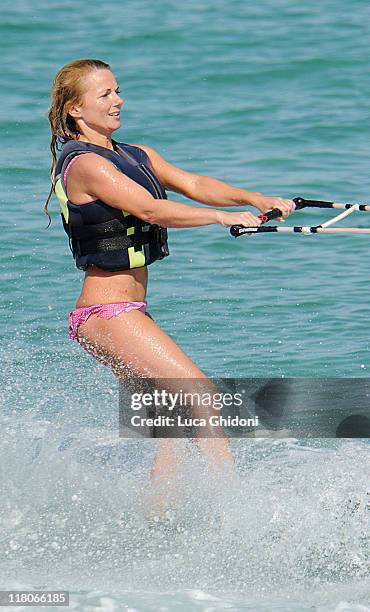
68 103 82 119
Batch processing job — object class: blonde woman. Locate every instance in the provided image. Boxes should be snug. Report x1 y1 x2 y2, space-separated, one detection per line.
45 59 294 487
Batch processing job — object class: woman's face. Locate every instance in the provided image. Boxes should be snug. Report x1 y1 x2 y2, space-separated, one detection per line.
70 69 124 136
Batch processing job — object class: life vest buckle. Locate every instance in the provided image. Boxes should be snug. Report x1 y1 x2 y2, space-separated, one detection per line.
152 226 169 257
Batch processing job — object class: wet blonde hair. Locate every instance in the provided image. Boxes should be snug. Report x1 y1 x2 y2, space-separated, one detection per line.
44 59 111 223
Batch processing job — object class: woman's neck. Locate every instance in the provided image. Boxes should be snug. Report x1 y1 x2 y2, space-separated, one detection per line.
77 132 114 151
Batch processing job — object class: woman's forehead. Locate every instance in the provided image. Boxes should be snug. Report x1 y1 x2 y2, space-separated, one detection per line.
84 69 118 93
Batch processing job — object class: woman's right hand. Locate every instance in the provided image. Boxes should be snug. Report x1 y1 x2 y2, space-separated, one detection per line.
216 210 262 228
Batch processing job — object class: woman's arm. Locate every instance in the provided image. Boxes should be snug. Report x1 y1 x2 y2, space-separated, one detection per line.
136 144 295 218
66 153 262 229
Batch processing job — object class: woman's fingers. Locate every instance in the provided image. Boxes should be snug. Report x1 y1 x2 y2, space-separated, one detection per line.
241 212 262 226
217 210 262 227
253 195 296 218
272 197 296 218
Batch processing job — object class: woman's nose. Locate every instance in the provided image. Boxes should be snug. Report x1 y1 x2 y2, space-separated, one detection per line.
116 93 124 106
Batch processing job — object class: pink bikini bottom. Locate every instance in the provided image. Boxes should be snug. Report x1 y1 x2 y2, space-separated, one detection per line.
68 301 147 340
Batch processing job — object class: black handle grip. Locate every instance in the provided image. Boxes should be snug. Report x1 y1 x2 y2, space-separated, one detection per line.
230 207 282 238
293 197 334 209
258 208 282 223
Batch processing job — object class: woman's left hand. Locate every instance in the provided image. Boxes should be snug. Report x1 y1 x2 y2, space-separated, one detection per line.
251 194 296 221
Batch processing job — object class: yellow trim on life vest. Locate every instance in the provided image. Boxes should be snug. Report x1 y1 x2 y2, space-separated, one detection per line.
125 219 145 267
128 246 145 268
55 177 69 223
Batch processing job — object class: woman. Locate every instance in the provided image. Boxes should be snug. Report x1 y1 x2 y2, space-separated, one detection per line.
45 59 294 486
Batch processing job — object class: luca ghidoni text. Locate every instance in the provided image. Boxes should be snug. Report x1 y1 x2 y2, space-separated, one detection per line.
130 415 259 428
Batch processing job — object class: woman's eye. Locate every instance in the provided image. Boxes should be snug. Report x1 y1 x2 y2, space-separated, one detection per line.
100 88 120 98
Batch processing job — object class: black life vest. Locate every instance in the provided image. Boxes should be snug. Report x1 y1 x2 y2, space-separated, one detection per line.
54 140 169 271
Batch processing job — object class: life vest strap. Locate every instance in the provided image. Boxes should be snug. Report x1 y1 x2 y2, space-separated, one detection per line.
72 217 136 240
79 226 168 255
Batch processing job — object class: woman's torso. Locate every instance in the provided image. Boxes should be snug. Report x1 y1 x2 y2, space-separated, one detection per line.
66 145 149 308
75 266 148 308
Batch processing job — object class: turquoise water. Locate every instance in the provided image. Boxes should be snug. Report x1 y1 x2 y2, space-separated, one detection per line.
1 1 369 610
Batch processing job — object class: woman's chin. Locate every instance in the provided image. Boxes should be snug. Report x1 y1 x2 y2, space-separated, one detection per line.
108 119 121 131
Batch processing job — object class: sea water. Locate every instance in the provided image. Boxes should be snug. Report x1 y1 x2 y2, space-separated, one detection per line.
0 0 369 610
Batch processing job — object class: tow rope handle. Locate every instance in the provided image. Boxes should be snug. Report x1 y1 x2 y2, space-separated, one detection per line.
230 207 281 237
230 197 346 238
259 198 341 222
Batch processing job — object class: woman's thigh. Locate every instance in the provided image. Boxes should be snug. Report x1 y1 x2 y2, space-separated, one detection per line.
78 311 234 451
76 309 207 379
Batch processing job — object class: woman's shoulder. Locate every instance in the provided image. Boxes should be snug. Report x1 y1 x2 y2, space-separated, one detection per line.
65 150 113 183
118 141 153 164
